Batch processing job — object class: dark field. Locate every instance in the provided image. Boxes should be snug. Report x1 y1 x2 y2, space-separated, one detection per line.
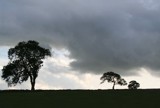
0 89 160 108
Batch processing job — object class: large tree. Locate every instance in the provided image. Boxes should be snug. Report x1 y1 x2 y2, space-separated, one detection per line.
1 40 51 90
100 71 127 90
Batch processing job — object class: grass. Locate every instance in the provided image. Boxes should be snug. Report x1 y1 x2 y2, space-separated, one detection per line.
0 89 160 108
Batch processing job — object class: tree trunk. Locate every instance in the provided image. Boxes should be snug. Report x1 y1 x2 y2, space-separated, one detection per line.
30 76 35 91
31 81 35 91
112 82 116 90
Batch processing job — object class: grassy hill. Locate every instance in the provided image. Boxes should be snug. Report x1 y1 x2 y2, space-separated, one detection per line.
0 89 160 108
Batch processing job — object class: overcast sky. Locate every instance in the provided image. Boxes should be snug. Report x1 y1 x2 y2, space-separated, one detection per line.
1 0 160 90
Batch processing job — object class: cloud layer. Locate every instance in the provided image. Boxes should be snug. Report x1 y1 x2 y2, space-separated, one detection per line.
1 0 160 75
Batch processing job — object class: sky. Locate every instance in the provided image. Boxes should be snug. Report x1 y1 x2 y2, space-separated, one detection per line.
1 0 160 90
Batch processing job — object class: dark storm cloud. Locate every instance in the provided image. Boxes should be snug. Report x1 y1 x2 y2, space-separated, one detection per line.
1 0 160 75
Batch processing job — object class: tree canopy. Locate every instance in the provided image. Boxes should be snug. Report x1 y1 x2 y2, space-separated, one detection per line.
128 80 140 89
1 40 51 90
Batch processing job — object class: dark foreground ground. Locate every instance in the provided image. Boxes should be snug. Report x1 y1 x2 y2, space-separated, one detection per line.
0 89 160 108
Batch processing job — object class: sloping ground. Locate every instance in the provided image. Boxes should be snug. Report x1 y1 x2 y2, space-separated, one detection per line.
0 89 160 108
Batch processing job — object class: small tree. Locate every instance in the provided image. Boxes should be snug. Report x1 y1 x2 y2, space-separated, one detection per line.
100 71 127 90
128 80 140 89
1 40 51 90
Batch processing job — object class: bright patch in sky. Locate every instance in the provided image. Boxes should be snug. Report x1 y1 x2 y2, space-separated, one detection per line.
0 47 9 69
50 48 75 67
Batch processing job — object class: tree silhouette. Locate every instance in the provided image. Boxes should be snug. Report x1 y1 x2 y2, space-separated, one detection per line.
100 71 127 90
128 80 140 89
1 40 51 90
